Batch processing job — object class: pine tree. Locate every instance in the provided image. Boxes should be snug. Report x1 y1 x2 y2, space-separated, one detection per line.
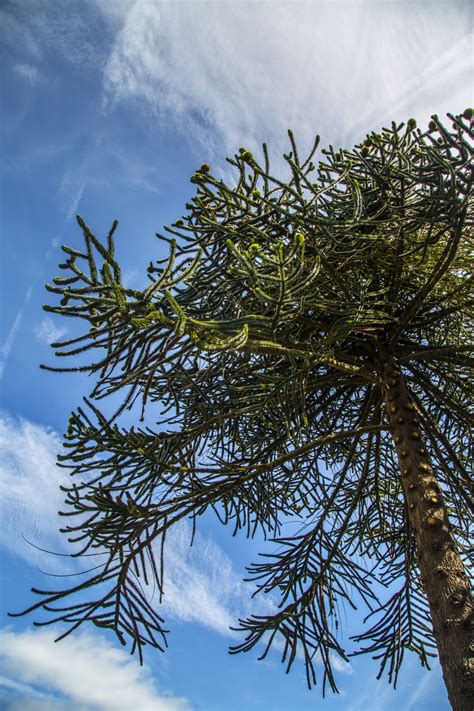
14 110 473 710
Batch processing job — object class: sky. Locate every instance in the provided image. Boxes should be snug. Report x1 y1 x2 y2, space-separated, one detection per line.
0 0 472 709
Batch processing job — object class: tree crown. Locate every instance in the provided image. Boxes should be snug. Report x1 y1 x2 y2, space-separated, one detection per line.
17 110 473 694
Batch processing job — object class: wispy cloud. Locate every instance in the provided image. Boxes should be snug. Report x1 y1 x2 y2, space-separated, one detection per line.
405 660 441 711
1 1 111 70
345 654 446 711
102 1 472 167
330 653 353 675
0 312 23 381
0 628 190 711
13 63 39 86
162 522 262 637
0 6 41 59
58 174 87 221
100 141 162 195
0 411 68 571
33 317 67 346
0 287 32 380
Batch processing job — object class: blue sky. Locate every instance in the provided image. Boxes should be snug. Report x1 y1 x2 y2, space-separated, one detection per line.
0 1 471 709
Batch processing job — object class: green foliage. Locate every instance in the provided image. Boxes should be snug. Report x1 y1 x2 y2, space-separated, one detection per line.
15 113 473 694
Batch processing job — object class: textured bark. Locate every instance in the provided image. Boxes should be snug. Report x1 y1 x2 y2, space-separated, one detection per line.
383 362 473 711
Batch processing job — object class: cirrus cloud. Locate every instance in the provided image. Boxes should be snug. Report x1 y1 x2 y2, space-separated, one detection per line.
102 0 472 164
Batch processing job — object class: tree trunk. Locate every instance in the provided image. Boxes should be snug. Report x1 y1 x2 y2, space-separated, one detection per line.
382 361 473 711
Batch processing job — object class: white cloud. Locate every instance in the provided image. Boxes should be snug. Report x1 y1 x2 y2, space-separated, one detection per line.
0 311 23 381
13 63 39 85
161 522 261 636
34 317 67 346
101 1 472 168
0 411 69 571
0 287 32 380
0 628 190 711
329 652 353 675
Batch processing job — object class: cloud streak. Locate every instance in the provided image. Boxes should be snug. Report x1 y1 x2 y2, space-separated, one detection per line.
0 312 23 381
0 288 32 380
0 628 190 711
405 660 442 711
58 174 87 221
